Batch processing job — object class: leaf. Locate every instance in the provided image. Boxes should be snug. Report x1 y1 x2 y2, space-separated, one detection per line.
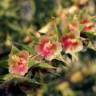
19 44 36 55
81 32 95 39
91 18 96 22
28 59 38 68
79 24 84 32
3 74 40 87
54 25 61 40
0 60 8 68
7 22 22 32
37 63 55 69
3 74 13 81
28 59 55 69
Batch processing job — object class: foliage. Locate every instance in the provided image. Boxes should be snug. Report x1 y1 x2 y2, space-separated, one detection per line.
0 0 96 96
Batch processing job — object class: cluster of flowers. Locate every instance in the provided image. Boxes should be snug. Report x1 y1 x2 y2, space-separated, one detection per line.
37 15 96 60
8 15 96 76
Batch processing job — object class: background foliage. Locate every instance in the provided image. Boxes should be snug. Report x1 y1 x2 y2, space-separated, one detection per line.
0 0 96 96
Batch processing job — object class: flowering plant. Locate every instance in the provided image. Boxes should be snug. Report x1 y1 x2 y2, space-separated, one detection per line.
0 0 96 96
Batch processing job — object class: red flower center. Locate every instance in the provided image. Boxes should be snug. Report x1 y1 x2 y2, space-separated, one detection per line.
38 39 57 58
80 19 93 32
62 39 78 50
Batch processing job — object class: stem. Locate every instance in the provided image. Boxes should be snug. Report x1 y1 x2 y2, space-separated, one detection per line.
54 23 59 41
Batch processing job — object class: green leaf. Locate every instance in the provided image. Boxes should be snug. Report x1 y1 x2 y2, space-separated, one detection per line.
3 74 13 81
28 59 55 69
28 59 38 68
54 25 62 40
91 18 96 22
37 63 55 69
81 32 95 39
7 22 22 32
19 44 36 55
0 60 8 68
79 24 84 32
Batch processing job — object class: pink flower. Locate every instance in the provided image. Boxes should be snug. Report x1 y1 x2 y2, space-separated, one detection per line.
80 19 94 32
9 51 29 76
61 34 83 53
36 38 62 61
